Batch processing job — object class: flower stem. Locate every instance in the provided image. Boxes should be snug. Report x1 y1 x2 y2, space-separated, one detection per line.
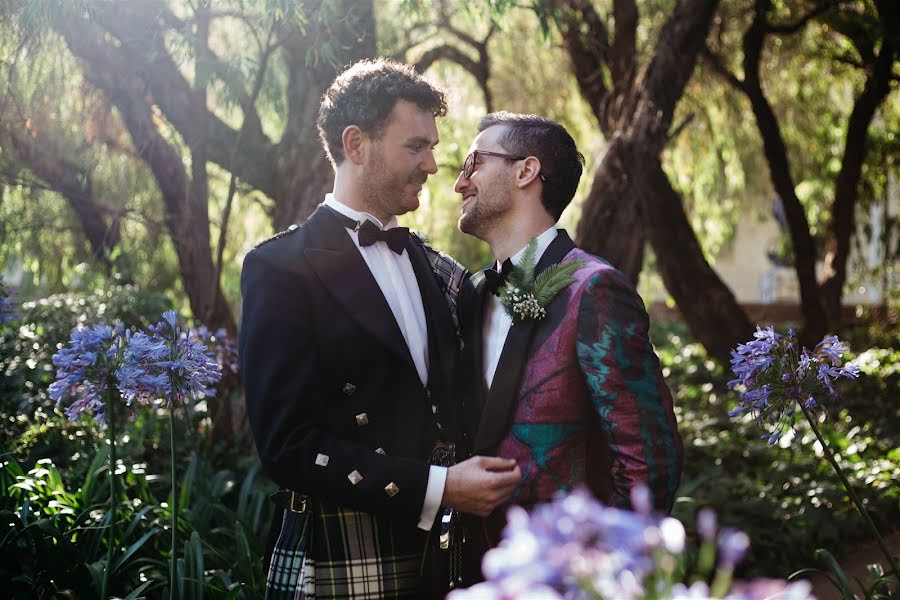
799 404 900 581
169 400 178 600
101 386 117 600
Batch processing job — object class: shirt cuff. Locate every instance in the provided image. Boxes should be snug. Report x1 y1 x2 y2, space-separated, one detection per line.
417 465 447 531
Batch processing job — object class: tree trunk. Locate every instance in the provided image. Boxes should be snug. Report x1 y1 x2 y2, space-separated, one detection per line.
741 0 828 343
575 143 646 285
820 1 897 322
566 0 752 362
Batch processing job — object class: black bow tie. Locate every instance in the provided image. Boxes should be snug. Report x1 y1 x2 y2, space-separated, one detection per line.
357 220 409 254
484 258 514 296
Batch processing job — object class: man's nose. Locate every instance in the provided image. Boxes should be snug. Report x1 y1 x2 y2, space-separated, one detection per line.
421 149 438 175
453 171 467 194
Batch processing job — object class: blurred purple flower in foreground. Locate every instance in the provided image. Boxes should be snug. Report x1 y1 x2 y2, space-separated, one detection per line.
728 327 859 445
449 488 815 600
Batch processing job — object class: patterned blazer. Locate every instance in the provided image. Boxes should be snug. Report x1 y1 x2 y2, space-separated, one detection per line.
461 230 683 548
239 204 468 599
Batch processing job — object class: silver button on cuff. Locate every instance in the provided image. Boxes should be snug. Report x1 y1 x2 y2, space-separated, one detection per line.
348 470 363 485
315 453 329 467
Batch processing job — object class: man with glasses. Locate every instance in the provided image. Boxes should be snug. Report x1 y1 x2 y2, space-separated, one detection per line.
239 60 520 599
453 112 684 583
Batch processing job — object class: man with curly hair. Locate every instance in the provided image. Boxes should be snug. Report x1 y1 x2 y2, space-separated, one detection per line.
240 59 520 599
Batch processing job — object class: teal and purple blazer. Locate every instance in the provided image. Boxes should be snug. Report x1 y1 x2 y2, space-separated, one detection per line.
462 230 683 524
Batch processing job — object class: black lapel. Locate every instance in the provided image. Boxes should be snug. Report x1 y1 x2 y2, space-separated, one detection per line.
405 238 457 396
473 230 577 454
468 274 489 414
304 205 417 372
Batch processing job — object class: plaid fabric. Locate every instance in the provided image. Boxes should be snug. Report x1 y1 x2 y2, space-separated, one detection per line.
266 498 427 599
417 239 468 340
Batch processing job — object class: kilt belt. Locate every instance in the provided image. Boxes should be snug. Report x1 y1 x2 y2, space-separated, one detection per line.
265 442 458 599
265 494 427 599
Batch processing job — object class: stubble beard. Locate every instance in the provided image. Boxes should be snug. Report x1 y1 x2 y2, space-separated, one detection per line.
361 150 423 220
459 183 508 241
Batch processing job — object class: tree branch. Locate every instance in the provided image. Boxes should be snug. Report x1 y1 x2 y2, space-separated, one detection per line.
820 0 898 320
611 0 638 85
701 45 745 90
552 0 612 131
5 123 120 271
85 0 279 198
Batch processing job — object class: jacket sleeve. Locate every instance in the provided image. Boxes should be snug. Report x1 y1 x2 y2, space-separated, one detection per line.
574 267 683 512
239 249 429 525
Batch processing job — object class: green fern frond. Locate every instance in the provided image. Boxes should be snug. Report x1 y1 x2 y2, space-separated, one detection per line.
510 239 538 289
532 259 585 306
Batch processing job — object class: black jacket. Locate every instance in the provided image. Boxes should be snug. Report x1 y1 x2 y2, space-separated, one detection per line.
239 204 467 529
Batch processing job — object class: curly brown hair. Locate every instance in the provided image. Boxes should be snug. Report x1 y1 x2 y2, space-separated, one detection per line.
317 58 447 165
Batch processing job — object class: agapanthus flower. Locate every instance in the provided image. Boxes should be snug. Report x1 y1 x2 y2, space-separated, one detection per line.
0 276 18 324
146 310 223 405
189 324 239 374
116 330 172 404
49 322 127 424
727 328 859 445
449 488 816 600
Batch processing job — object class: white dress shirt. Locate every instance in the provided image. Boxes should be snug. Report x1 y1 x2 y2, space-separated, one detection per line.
483 227 559 388
323 195 445 531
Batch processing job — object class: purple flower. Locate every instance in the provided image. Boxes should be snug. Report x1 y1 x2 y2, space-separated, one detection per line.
697 508 717 542
146 311 223 405
0 276 17 324
728 328 860 447
49 322 126 424
450 487 808 600
718 528 750 568
815 336 846 366
189 324 239 374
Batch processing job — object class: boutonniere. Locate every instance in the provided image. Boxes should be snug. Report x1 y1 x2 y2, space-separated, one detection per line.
499 239 585 322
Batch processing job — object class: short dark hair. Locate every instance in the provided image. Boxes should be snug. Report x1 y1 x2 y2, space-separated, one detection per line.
477 112 584 220
317 58 447 165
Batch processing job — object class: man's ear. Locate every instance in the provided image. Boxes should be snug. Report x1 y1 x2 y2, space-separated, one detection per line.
342 125 367 165
516 156 543 188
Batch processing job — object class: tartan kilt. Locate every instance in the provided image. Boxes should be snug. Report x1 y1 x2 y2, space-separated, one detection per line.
265 497 429 599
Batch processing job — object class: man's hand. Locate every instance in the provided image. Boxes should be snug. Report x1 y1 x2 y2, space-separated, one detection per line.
442 456 521 517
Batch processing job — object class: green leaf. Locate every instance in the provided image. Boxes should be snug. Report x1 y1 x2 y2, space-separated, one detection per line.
514 239 538 289
532 259 584 306
815 548 857 600
113 528 158 573
121 580 153 600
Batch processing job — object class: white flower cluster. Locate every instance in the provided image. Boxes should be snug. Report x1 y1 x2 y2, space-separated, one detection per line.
508 287 546 321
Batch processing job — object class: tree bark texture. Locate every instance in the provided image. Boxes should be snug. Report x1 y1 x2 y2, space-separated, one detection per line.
559 0 753 362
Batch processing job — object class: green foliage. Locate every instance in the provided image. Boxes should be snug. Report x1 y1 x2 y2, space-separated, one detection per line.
0 444 276 598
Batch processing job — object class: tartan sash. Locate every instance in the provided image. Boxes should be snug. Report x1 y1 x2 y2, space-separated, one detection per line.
266 499 428 599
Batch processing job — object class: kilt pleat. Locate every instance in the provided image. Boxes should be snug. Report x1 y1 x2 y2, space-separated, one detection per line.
265 499 426 599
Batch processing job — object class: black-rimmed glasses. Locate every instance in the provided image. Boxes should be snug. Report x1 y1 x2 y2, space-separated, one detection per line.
461 150 547 181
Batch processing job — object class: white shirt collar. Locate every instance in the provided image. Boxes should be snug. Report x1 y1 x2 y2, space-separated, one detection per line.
324 193 400 230
500 226 559 269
